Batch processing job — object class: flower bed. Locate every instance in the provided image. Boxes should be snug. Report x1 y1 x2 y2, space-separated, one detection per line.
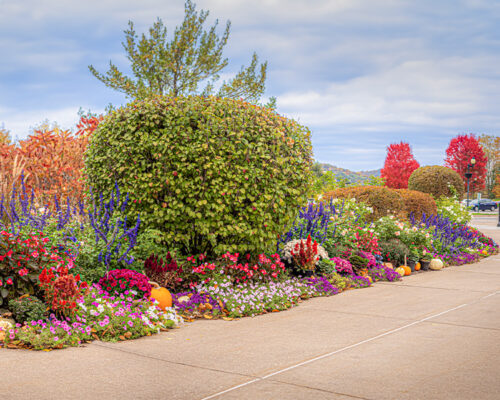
0 179 498 350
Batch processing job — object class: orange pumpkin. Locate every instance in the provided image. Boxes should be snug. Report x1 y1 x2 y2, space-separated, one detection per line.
414 262 421 271
149 282 172 310
400 266 411 276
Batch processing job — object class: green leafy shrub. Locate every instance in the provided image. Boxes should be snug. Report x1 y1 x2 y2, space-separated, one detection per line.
378 238 409 265
396 189 437 220
408 166 464 199
323 186 404 221
8 295 47 324
348 255 369 274
85 96 313 256
316 258 337 275
72 226 168 284
326 273 352 291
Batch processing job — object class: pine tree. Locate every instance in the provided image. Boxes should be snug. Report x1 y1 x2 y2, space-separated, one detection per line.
89 1 268 103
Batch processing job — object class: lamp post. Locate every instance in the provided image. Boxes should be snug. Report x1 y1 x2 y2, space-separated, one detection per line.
498 202 500 227
464 157 476 209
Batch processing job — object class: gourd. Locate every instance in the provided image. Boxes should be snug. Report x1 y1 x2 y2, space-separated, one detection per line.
414 262 421 271
429 259 444 270
395 267 405 277
383 262 394 269
149 282 173 310
402 266 411 276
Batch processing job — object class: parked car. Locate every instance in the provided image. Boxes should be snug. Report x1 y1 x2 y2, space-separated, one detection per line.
468 199 498 212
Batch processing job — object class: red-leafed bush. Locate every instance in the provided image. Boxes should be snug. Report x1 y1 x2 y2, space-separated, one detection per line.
39 266 88 317
144 253 183 290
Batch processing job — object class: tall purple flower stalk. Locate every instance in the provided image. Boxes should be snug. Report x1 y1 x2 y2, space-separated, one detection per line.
0 175 140 266
88 181 140 266
410 212 481 253
278 199 347 251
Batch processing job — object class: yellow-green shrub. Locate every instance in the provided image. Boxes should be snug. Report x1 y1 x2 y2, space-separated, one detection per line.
408 165 464 199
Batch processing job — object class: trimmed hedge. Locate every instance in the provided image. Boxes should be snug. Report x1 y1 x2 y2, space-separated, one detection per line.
322 186 405 221
408 166 464 199
395 189 437 220
85 96 313 256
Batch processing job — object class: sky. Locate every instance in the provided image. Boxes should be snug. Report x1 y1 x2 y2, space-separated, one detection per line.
1 0 499 170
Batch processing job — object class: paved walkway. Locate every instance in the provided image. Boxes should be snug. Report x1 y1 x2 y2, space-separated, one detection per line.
2 217 500 400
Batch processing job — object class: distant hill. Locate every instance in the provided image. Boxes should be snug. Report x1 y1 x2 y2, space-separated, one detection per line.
319 163 381 183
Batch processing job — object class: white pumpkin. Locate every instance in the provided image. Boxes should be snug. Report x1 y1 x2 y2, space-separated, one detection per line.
429 258 444 270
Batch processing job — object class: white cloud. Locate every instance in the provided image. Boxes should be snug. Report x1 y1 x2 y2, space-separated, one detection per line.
277 56 500 132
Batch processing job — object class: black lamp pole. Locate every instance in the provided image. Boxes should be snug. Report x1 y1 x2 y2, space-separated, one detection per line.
497 197 500 227
464 157 476 209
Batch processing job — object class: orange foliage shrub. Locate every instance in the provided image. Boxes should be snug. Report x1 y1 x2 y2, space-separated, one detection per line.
0 115 102 207
322 186 405 221
395 189 437 220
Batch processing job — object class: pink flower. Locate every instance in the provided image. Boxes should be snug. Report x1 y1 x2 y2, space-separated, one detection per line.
6 278 13 285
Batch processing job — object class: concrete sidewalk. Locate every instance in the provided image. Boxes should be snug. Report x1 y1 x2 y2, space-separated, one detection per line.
2 217 499 400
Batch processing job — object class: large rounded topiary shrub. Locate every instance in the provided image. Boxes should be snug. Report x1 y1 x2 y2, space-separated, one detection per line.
395 189 437 220
407 166 464 199
322 186 405 221
85 96 313 256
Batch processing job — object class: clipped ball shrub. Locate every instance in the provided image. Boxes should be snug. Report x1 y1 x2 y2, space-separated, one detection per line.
408 166 464 199
85 96 313 256
396 189 437 220
322 186 404 221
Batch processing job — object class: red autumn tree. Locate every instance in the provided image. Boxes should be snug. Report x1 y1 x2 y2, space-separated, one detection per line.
381 142 420 189
444 134 487 193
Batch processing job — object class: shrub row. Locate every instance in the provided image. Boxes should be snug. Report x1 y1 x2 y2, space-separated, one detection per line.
322 186 436 221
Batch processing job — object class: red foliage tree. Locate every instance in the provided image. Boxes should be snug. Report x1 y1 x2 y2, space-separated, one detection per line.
381 142 420 189
444 134 487 193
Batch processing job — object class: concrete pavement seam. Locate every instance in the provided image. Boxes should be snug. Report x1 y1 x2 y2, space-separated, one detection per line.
376 282 465 291
422 320 500 332
91 341 259 380
300 307 413 323
265 379 374 400
377 282 497 293
200 290 500 400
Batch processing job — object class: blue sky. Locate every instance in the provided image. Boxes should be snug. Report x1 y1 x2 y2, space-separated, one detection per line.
1 0 499 170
